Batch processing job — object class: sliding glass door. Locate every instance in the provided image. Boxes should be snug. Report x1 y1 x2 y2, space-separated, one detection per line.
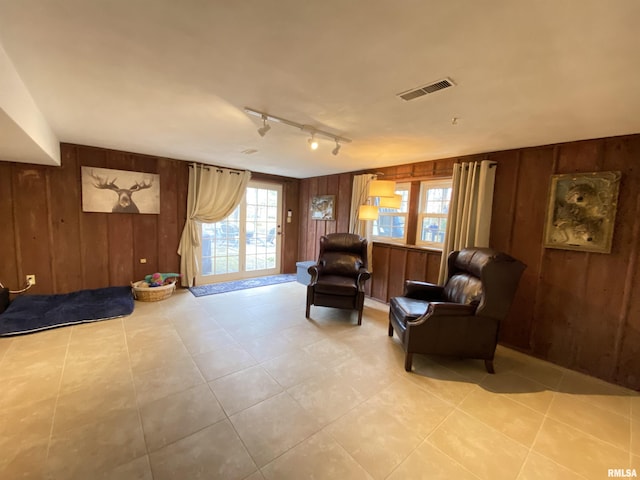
197 181 282 284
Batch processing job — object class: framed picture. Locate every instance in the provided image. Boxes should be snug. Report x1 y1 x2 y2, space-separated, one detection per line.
310 195 335 220
543 171 621 253
81 166 160 214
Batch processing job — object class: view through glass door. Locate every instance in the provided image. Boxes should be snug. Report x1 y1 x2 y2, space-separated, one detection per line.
197 182 282 284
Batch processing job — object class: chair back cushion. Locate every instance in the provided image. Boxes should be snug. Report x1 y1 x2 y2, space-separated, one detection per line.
447 247 526 319
317 233 368 278
321 252 364 277
443 274 483 306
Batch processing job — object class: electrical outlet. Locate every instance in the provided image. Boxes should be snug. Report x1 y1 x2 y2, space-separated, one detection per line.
140 258 147 264
26 274 36 285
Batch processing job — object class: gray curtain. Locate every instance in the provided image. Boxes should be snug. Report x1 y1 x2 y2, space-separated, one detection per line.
438 160 497 284
178 164 251 286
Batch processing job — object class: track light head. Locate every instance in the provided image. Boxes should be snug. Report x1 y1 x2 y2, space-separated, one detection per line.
308 134 319 150
257 124 271 137
332 141 341 156
257 115 271 137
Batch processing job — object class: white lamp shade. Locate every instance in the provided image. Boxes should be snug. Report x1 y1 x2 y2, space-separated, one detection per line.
369 180 396 198
378 194 402 209
358 205 379 221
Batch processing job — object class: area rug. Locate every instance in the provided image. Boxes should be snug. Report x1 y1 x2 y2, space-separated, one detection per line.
189 274 297 297
0 286 134 336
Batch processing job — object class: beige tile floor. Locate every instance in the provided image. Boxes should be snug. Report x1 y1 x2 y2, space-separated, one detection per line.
1 281 638 479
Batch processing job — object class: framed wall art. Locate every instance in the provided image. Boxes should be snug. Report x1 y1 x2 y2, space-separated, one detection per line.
81 166 160 214
543 171 621 253
310 195 335 220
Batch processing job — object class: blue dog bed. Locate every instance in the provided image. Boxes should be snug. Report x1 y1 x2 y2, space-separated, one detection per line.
0 286 134 336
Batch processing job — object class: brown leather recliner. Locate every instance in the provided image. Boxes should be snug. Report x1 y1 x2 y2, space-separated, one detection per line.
388 247 525 373
306 233 371 325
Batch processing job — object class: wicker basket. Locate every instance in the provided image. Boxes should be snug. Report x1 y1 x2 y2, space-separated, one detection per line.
131 280 176 302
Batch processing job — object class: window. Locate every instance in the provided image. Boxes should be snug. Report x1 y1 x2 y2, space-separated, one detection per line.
416 179 452 248
372 182 410 243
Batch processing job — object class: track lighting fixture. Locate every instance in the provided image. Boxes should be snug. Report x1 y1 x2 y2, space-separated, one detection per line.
257 115 271 137
244 107 351 154
308 134 319 150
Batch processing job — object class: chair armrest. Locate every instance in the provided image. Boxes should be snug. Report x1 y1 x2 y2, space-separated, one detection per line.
307 264 320 284
403 280 445 300
357 269 371 291
407 302 476 326
426 302 476 317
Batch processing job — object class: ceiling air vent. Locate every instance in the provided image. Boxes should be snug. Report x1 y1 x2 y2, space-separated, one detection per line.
397 77 455 101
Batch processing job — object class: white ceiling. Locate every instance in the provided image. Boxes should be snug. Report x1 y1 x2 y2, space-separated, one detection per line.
1 0 639 178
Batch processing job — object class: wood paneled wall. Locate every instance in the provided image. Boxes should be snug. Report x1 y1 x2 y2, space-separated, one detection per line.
0 144 300 295
297 173 353 262
0 144 189 293
491 136 640 391
298 134 640 390
370 243 442 302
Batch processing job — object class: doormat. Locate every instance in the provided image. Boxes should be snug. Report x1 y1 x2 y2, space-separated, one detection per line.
189 274 297 297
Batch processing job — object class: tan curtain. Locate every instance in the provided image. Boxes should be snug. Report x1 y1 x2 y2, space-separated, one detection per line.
438 160 497 284
178 164 251 286
349 173 376 270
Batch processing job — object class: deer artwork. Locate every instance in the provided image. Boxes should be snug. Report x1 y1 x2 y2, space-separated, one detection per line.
90 170 154 213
